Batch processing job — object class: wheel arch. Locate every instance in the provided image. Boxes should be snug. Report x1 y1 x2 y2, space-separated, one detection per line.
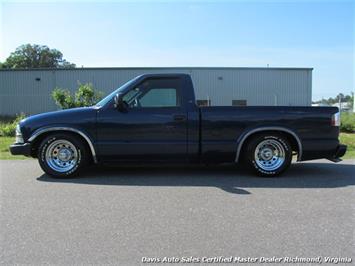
235 127 303 162
28 127 98 163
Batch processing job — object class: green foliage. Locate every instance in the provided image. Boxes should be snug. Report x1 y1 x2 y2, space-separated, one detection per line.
1 44 75 69
0 115 17 124
339 133 355 159
340 112 355 133
74 83 103 107
52 83 103 109
0 113 26 137
0 124 16 137
313 92 354 109
52 89 76 109
0 136 28 159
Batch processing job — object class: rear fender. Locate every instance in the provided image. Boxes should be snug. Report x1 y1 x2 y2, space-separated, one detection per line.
235 126 303 162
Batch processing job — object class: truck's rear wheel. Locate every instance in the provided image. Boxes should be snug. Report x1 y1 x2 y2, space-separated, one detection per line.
245 134 292 177
37 133 88 178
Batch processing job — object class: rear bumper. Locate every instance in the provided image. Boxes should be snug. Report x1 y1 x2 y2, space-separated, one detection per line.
9 143 32 156
328 144 347 162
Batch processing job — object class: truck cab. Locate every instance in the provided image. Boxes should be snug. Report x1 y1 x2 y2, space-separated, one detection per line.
95 74 199 163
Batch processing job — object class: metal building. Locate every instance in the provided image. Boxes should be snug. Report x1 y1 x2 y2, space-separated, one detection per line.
0 67 312 115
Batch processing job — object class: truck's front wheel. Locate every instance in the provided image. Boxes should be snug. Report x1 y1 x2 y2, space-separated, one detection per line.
37 133 88 178
245 134 292 177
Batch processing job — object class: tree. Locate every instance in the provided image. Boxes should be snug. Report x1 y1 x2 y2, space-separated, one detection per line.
335 93 345 103
1 44 75 69
52 82 103 109
313 92 354 107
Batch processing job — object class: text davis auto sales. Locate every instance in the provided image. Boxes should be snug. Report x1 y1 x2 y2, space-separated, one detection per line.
141 256 352 264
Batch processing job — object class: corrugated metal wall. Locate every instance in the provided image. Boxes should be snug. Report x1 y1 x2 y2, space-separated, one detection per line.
0 67 312 115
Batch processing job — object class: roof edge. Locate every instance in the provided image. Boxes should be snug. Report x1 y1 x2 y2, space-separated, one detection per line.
0 66 314 71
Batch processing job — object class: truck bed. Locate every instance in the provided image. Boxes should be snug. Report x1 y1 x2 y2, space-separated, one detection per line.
199 106 340 162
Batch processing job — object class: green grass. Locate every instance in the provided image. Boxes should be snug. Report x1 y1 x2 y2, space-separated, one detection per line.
0 133 354 160
340 133 355 159
0 137 29 160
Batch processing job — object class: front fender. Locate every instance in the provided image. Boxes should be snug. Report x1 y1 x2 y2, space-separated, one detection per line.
28 126 98 163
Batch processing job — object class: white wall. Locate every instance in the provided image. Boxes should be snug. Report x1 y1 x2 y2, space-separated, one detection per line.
0 67 312 115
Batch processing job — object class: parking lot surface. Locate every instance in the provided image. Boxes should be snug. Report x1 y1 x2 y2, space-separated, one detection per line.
1 159 354 265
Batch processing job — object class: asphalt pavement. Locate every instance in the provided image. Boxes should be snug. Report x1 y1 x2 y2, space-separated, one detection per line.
1 159 354 265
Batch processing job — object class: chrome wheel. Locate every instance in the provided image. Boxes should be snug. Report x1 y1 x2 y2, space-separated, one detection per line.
45 139 78 172
254 139 285 171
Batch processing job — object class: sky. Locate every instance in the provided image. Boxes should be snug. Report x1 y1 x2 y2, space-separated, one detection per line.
0 0 354 101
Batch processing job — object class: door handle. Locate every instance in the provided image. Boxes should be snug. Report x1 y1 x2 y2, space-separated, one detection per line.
173 114 186 122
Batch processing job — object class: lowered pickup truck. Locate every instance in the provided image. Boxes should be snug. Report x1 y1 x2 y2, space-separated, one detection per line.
10 73 346 178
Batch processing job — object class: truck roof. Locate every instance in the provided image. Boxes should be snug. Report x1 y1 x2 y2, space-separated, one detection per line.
137 73 191 79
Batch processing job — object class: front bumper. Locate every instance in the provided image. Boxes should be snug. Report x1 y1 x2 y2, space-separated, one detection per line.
328 144 347 162
9 143 32 156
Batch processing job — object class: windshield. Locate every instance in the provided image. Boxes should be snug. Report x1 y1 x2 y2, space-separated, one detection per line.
95 76 140 107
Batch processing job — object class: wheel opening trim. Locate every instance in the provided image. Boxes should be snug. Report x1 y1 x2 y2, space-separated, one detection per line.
235 127 303 162
28 127 98 163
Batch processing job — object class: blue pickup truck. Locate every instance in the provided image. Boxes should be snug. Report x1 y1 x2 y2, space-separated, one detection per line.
10 73 346 178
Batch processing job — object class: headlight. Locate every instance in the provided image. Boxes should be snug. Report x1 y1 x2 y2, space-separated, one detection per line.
15 124 24 143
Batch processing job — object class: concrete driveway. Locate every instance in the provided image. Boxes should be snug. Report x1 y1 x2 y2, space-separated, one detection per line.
1 159 354 265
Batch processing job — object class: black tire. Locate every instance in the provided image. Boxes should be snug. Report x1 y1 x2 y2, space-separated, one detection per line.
244 133 292 177
37 133 89 178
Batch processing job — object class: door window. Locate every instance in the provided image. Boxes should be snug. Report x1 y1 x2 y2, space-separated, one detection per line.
139 88 177 107
123 78 181 108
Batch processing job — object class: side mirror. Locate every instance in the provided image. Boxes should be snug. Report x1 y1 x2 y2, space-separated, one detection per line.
114 93 127 111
